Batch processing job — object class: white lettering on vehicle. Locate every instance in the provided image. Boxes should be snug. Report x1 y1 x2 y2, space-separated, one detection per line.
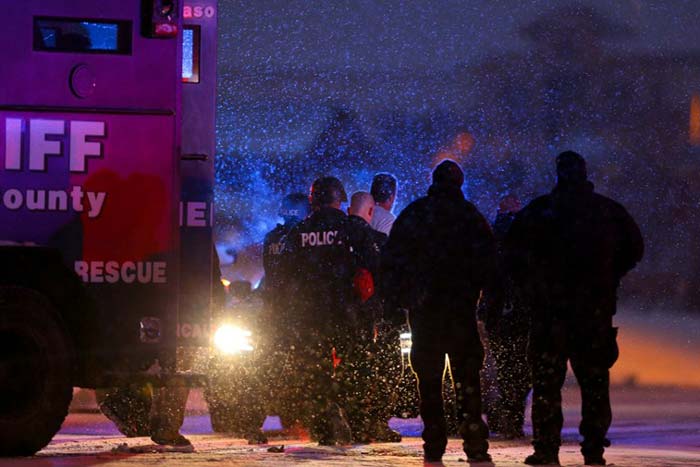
74 261 167 284
70 121 105 172
4 118 22 170
0 185 106 218
179 201 213 227
183 5 216 19
2 118 108 217
177 322 211 339
301 230 337 247
5 118 105 173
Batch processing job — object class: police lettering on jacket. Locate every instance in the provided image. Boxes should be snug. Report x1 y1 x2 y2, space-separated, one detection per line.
301 230 339 247
267 240 284 256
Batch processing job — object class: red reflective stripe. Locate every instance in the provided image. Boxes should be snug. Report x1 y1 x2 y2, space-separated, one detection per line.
331 347 342 369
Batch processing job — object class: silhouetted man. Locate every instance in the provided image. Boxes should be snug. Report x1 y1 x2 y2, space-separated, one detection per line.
506 151 643 466
382 160 495 463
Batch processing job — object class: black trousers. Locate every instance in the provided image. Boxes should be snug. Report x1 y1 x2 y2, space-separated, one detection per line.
529 318 618 457
410 312 489 458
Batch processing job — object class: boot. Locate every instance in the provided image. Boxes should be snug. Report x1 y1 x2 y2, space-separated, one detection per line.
524 450 560 465
583 454 606 465
245 429 269 445
150 432 192 447
371 422 402 442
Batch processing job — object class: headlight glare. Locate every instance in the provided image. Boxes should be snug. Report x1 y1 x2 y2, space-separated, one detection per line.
213 324 254 355
400 332 412 355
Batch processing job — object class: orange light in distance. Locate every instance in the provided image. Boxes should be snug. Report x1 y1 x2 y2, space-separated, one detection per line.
689 94 700 146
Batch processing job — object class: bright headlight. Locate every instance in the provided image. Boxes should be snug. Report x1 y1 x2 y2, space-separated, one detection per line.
400 332 412 354
213 324 254 355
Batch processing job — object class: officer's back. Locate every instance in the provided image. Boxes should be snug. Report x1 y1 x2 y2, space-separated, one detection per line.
345 191 387 279
285 177 356 327
263 193 310 297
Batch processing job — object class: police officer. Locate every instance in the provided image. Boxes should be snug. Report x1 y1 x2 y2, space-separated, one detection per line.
381 160 495 463
262 193 310 318
259 193 310 436
263 193 311 332
343 191 402 443
278 176 358 445
346 191 386 279
480 194 531 439
506 151 643 466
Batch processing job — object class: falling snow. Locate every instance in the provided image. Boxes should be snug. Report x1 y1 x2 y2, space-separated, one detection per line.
212 1 700 318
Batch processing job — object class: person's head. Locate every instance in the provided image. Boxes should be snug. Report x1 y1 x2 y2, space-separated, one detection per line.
556 150 588 185
348 191 375 223
279 192 310 225
309 176 348 209
498 194 521 214
432 159 464 188
370 173 398 210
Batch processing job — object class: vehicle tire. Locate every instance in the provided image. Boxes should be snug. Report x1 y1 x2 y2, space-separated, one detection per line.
95 385 153 437
0 286 75 456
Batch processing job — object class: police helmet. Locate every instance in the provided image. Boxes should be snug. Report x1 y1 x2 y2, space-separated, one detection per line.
279 193 310 220
309 176 348 207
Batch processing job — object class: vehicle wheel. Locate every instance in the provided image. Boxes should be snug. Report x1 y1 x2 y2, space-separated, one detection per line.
95 385 153 437
0 287 75 456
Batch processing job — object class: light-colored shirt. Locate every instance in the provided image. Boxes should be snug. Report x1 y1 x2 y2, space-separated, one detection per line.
370 204 396 235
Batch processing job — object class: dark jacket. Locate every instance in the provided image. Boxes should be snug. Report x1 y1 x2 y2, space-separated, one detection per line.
283 207 359 327
493 212 516 245
381 183 497 320
346 214 387 279
505 181 643 321
262 222 295 299
481 211 529 334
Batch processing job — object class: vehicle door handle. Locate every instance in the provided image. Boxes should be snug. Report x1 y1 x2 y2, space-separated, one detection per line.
181 153 209 161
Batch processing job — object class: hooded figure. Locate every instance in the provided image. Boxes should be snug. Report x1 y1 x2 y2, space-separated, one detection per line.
381 160 496 463
506 151 643 466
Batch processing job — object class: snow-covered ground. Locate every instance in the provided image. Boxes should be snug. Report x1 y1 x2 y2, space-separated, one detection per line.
2 385 698 467
4 307 699 466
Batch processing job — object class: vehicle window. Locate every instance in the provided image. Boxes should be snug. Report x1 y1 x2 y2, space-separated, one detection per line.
182 26 200 83
34 17 132 54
